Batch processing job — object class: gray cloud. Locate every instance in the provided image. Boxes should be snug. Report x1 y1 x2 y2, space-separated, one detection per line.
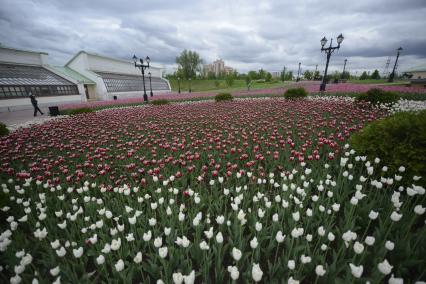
0 0 425 74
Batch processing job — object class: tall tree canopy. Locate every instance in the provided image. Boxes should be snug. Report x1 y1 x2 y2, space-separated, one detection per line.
176 50 203 79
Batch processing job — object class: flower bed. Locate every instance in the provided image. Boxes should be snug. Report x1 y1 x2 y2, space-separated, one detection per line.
58 82 426 111
0 99 424 283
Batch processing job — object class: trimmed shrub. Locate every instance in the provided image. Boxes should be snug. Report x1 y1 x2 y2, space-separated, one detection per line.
351 110 426 186
0 122 9 137
68 107 93 115
215 93 233 102
151 99 170 105
284 87 308 99
355 88 399 105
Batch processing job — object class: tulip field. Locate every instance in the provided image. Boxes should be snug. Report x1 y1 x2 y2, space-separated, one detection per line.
0 97 425 283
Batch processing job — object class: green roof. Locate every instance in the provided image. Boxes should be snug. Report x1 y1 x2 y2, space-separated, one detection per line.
52 66 96 85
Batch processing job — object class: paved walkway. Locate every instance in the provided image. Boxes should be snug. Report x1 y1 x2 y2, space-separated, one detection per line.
0 106 56 131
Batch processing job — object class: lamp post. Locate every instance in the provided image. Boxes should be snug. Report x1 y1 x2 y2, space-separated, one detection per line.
319 33 344 91
177 77 181 94
296 62 301 82
189 78 192 93
341 59 347 80
133 55 150 102
148 72 153 97
388 47 403 83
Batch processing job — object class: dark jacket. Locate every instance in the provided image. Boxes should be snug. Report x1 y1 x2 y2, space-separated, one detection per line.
30 95 37 106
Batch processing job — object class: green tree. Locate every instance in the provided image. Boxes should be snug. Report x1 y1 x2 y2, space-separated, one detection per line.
281 67 286 82
303 70 313 80
176 50 203 79
258 69 267 80
313 71 321 80
225 75 235 87
341 71 350 80
248 70 258 80
359 71 369 80
285 71 293 81
265 72 272 82
371 69 381 80
245 76 251 90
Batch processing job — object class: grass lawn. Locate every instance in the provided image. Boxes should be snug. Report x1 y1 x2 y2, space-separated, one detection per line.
347 79 409 85
167 79 291 93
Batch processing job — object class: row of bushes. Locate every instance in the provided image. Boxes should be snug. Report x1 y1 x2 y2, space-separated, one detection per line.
282 87 402 105
59 88 407 114
355 88 399 105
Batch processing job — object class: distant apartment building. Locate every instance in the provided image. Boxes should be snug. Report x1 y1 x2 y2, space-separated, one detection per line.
270 71 282 78
203 59 234 77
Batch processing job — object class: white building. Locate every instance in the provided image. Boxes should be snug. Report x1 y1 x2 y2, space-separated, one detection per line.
0 46 171 112
0 46 86 112
65 51 170 101
403 64 426 88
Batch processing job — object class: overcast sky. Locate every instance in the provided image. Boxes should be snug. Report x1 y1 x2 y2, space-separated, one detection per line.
0 0 425 74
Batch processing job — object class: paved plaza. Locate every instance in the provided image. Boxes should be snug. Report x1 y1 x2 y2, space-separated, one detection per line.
0 106 55 131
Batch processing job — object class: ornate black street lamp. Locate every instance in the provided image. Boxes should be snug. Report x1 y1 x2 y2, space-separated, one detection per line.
177 77 181 94
319 34 344 91
148 72 153 97
341 59 347 79
189 78 192 93
133 55 150 102
296 62 301 82
388 47 403 82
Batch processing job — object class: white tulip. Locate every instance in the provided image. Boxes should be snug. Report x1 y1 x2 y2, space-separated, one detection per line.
172 272 183 284
199 241 209 250
158 247 168 258
349 263 363 278
251 263 263 282
255 222 262 232
276 231 286 243
288 276 300 284
365 236 375 246
414 205 425 215
111 238 121 250
385 240 395 251
292 211 300 222
388 274 404 284
353 241 364 254
56 247 66 257
50 266 60 277
288 260 295 270
183 270 195 284
96 255 105 265
315 265 326 276
250 237 259 249
232 247 242 261
227 266 239 280
390 211 402 222
378 259 393 275
154 237 163 248
134 252 142 263
300 254 311 264
115 259 124 272
369 210 379 220
214 232 224 243
72 247 83 258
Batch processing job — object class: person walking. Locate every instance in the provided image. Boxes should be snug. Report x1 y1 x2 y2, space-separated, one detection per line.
29 92 44 116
